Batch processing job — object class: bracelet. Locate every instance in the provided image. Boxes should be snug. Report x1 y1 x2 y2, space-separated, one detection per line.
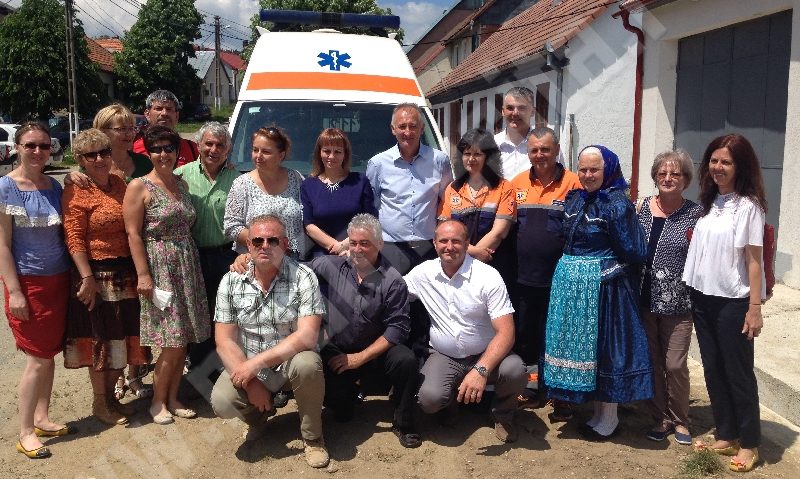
81 274 93 280
750 303 762 306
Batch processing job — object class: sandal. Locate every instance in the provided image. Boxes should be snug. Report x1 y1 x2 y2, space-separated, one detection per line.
693 439 740 456
730 450 760 472
114 376 127 400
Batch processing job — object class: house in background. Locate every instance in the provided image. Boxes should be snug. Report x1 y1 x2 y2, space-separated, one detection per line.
188 50 245 108
619 0 799 289
85 37 116 100
414 0 642 182
0 3 14 21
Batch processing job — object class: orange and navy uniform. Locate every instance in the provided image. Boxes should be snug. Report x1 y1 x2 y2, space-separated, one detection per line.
510 163 581 287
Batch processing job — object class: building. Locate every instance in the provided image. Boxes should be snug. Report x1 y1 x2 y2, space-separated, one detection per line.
188 50 245 108
85 37 116 100
620 0 798 288
413 0 641 179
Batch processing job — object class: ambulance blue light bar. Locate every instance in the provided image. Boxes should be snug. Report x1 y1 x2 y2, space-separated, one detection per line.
260 9 400 31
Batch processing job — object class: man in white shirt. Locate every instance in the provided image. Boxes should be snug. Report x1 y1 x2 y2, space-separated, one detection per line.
404 220 526 442
495 87 536 180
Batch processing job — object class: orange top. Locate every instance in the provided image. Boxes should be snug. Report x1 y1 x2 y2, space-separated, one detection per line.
438 179 516 241
62 175 130 260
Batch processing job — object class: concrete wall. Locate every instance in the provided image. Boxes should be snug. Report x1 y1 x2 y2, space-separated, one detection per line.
417 52 453 94
638 0 800 288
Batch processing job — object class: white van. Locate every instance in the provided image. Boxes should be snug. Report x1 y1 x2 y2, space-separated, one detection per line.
227 10 445 173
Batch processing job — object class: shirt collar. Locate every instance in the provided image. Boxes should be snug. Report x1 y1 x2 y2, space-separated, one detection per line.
437 254 474 281
245 256 293 293
529 162 566 185
499 126 534 147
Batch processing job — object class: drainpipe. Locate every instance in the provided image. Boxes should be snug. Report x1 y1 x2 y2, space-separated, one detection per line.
612 7 644 200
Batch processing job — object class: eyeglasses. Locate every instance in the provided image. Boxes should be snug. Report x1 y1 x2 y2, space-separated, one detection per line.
81 148 112 161
20 143 52 151
149 144 177 154
250 236 281 248
657 172 684 180
107 126 136 134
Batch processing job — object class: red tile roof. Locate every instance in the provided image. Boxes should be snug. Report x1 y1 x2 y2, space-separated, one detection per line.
95 38 123 53
427 0 612 97
620 0 678 12
85 36 115 73
220 51 246 71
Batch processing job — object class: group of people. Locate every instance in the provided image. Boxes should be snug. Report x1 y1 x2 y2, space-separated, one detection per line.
0 86 768 473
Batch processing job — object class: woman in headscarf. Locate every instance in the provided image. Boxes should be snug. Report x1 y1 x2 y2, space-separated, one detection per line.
543 145 652 441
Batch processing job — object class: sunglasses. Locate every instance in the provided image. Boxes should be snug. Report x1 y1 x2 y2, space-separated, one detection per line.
20 143 52 151
149 144 177 154
107 126 136 134
250 236 282 248
81 148 112 162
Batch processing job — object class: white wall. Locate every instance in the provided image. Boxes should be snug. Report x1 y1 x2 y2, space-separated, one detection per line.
638 0 800 288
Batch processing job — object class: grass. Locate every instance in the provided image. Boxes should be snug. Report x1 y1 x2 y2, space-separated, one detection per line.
60 148 77 167
174 105 234 134
679 450 724 478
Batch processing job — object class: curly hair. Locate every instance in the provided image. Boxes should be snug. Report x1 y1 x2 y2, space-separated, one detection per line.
72 129 111 157
143 125 180 152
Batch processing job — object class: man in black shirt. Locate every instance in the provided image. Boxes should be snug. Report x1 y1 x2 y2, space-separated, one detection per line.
309 213 420 448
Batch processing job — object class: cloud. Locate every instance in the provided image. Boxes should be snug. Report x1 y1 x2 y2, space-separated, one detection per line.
381 1 449 47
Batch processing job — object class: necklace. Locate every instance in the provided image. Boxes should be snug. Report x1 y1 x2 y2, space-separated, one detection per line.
321 173 346 192
655 195 683 216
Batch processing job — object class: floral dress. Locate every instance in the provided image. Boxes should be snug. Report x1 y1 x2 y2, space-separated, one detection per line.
138 177 210 347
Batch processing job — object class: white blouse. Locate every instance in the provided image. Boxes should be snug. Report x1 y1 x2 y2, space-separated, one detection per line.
682 193 766 300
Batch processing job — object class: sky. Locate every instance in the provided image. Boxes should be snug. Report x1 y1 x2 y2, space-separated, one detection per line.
1 0 455 52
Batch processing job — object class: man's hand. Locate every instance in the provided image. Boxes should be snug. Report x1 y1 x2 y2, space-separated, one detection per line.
327 353 364 374
230 358 261 387
243 380 273 412
457 369 488 404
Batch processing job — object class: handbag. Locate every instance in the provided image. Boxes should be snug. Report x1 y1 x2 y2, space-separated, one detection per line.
764 223 776 296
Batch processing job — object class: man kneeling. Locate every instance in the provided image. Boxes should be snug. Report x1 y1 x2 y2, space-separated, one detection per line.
210 215 329 468
405 220 527 442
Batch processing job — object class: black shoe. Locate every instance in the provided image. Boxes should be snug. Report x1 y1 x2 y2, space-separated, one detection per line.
392 422 422 448
549 400 574 422
273 391 291 408
579 423 618 442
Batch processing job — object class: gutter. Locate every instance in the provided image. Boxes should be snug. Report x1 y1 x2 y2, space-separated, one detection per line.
612 7 644 200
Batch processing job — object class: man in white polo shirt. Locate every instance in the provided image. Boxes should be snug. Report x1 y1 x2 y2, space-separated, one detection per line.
405 220 526 443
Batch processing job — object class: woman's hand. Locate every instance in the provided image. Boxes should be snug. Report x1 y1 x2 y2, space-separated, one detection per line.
742 304 763 340
230 253 250 274
77 276 99 311
328 239 348 255
8 290 30 321
65 171 91 188
137 273 154 300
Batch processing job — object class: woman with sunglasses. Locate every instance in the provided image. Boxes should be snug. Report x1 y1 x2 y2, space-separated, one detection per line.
123 125 210 425
301 128 377 258
224 125 305 258
0 122 73 459
62 129 147 427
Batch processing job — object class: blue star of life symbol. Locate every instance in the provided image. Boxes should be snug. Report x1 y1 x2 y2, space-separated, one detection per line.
318 50 352 71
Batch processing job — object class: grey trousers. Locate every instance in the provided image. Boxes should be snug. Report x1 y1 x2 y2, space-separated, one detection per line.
418 349 526 421
210 350 324 440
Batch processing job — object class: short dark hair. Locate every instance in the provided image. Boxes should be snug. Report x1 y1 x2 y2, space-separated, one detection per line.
452 128 502 190
504 86 535 106
529 126 558 144
143 125 180 152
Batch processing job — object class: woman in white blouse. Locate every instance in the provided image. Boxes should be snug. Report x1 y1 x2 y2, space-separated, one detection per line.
682 134 767 473
223 126 304 257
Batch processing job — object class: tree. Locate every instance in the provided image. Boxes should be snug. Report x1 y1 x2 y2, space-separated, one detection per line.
114 0 202 111
0 0 106 121
242 0 403 62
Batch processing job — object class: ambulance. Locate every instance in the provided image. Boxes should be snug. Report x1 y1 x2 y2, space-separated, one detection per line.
228 10 445 173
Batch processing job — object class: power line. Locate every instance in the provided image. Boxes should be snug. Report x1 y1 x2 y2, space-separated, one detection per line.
74 3 118 37
105 0 139 20
81 0 126 35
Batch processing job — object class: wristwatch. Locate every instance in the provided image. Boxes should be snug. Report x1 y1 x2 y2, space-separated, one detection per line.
472 364 489 378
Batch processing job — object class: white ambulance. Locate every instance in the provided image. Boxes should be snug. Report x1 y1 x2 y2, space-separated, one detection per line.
228 10 445 173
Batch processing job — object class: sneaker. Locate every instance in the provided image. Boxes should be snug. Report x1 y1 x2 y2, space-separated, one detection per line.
646 427 672 442
494 419 518 443
304 437 330 468
549 400 574 422
674 430 693 446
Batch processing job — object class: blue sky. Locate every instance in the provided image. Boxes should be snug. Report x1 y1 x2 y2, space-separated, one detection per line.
0 0 455 52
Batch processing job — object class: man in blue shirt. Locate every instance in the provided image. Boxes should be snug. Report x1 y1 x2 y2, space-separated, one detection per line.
366 103 452 275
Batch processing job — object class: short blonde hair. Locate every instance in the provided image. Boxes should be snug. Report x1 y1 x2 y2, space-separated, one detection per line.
72 128 111 157
93 103 134 129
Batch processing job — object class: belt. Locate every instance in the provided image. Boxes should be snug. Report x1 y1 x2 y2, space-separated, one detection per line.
391 240 432 250
198 242 234 254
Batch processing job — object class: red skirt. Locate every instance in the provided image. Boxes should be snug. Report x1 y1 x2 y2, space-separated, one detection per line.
4 271 69 359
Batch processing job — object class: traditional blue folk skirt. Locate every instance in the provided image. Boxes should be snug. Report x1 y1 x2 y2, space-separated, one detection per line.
545 255 654 404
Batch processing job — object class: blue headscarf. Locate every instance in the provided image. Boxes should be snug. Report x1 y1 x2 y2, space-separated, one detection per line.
579 145 628 198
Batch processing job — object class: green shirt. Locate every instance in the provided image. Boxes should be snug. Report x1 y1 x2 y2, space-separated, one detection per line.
174 161 241 248
129 151 153 180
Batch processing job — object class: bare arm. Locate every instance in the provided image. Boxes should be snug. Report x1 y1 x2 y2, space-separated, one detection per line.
216 322 273 411
743 244 764 340
305 223 347 254
0 212 27 320
457 313 515 404
122 179 153 299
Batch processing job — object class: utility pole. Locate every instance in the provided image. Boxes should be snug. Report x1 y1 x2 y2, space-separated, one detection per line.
63 0 79 145
214 16 221 111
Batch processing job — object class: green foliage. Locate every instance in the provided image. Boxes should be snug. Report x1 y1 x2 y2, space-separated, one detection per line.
114 0 202 112
242 0 404 62
0 0 106 121
679 450 724 478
